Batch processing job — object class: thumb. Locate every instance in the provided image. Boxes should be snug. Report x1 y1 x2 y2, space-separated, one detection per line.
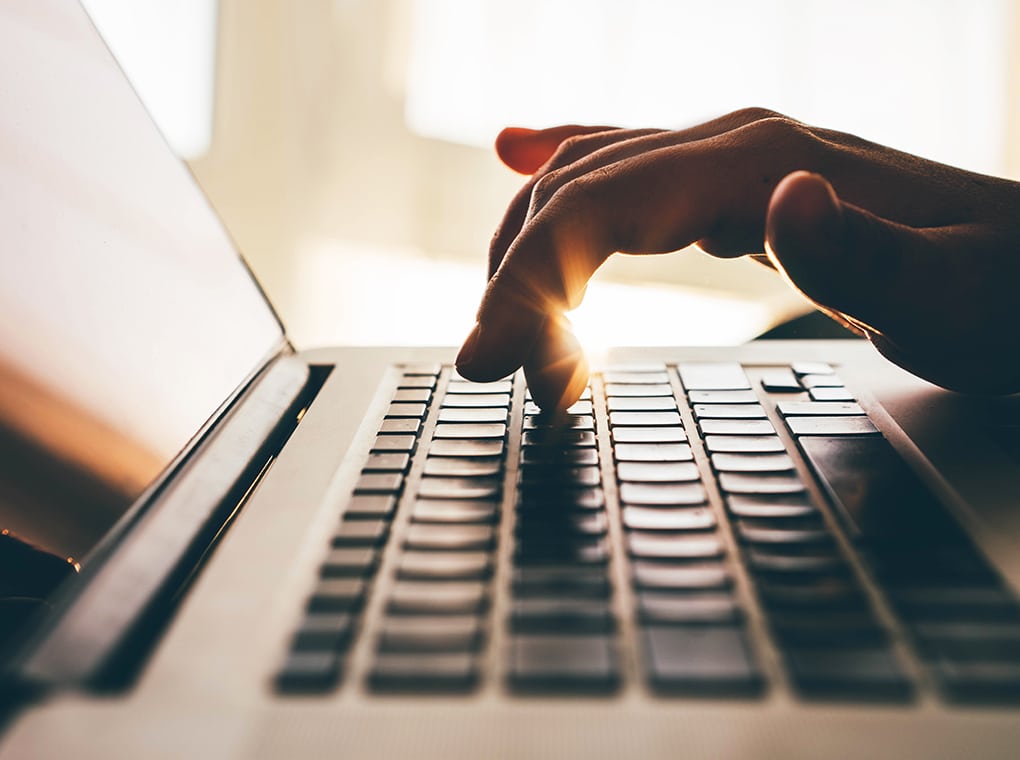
764 170 934 337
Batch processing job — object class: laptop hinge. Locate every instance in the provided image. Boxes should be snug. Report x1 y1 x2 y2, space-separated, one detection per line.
8 354 321 693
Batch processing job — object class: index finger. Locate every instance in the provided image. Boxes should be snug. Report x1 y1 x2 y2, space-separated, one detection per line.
460 145 729 382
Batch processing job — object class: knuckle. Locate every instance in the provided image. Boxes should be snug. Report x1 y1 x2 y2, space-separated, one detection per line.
558 170 607 208
729 106 785 123
530 169 568 211
549 132 609 166
743 115 815 149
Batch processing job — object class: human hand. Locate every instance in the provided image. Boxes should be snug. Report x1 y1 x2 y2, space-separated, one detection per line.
454 108 1020 409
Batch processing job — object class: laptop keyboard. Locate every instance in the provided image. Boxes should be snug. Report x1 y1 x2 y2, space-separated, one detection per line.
275 362 1020 704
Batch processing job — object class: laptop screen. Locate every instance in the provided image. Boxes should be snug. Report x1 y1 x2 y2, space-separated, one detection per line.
0 0 284 580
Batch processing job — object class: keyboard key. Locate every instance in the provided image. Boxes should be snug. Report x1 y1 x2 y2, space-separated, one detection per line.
521 429 597 448
369 653 478 692
603 371 670 385
522 414 594 431
711 453 794 473
759 369 802 392
398 376 437 389
687 389 759 404
512 567 611 598
607 396 677 412
525 400 593 416
619 482 707 506
440 393 511 408
888 586 1020 623
693 404 767 419
517 487 606 511
678 363 751 391
437 407 509 423
616 461 700 483
747 549 848 577
934 660 1020 703
378 616 483 653
344 494 398 519
388 582 489 615
769 612 888 648
446 379 513 394
275 650 342 692
371 434 417 452
308 578 367 613
725 494 819 521
393 388 432 403
628 533 724 560
809 386 856 402
698 419 776 436
737 525 833 550
871 549 995 585
429 439 505 457
643 626 762 695
791 362 834 376
913 621 1020 659
402 363 441 376
319 547 379 578
638 593 742 625
718 472 806 495
404 524 495 552
526 386 591 402
292 613 354 651
418 477 501 500
511 599 615 634
603 362 667 373
777 401 865 417
516 510 608 538
354 472 404 494
514 538 609 566
386 402 427 418
521 447 599 466
519 465 601 487
612 427 687 444
424 457 502 478
332 520 389 547
362 453 410 473
433 423 506 439
785 647 913 701
398 552 493 581
622 506 716 532
609 411 683 427
378 418 421 436
509 635 619 693
605 383 673 397
632 562 732 591
798 374 845 389
412 499 499 524
757 578 868 613
613 443 692 462
704 435 785 453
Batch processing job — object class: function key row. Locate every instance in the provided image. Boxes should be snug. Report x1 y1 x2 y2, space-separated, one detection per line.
276 365 440 692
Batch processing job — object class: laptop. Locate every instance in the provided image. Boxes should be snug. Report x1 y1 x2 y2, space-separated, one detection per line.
3 1 1020 758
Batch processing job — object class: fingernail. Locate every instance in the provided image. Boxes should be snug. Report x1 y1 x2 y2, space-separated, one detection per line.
455 322 481 369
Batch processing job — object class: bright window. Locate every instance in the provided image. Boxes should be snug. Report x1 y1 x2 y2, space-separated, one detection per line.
406 0 1011 175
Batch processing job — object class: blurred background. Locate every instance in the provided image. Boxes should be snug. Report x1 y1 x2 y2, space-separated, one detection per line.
81 0 1020 355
